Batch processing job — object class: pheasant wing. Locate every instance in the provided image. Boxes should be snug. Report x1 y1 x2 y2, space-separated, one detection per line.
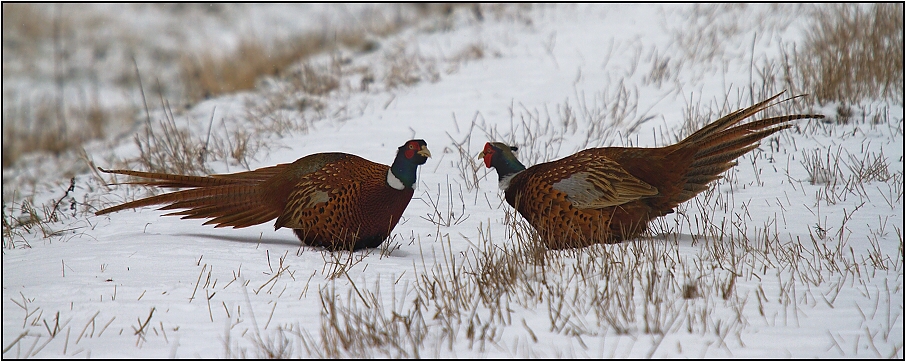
549 153 658 209
270 153 356 230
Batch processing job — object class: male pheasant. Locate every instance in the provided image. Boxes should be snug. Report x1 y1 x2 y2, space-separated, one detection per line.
96 139 431 251
480 93 824 249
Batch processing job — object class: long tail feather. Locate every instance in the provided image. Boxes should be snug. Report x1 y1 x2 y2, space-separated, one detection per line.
95 167 287 228
671 93 824 205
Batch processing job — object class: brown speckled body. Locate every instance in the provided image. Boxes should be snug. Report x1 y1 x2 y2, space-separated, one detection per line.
505 146 692 249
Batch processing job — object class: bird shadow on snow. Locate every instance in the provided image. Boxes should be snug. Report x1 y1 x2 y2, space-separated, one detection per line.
182 232 301 247
180 232 411 258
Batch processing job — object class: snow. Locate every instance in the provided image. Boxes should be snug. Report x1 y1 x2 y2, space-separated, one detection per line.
3 4 903 358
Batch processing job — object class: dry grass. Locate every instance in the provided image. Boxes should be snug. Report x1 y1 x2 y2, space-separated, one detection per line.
1 72 125 169
2 91 128 167
672 4 751 66
180 4 472 103
241 57 346 132
180 34 330 103
2 178 77 249
132 102 214 176
795 3 904 105
671 3 903 107
382 42 441 89
1 4 136 167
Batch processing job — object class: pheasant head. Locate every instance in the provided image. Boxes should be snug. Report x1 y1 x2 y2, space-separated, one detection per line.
479 142 526 189
388 139 431 190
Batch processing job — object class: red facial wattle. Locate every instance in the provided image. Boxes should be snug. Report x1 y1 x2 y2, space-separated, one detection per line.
405 142 417 159
482 145 494 168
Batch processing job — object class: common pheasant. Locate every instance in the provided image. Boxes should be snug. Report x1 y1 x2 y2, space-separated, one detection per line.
480 93 824 249
96 139 431 251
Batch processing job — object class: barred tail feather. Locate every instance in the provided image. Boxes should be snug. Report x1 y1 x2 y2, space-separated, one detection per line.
679 92 786 146
97 168 239 188
670 93 824 205
95 167 286 228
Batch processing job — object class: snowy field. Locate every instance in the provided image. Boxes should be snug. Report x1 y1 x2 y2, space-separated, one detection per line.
3 4 903 358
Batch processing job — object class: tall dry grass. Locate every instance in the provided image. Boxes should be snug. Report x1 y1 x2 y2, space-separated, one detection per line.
795 3 904 105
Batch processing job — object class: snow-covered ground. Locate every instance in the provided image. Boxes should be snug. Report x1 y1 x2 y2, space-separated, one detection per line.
3 4 903 358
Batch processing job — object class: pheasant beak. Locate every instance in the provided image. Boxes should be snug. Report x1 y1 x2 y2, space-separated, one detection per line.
478 150 493 168
417 146 432 158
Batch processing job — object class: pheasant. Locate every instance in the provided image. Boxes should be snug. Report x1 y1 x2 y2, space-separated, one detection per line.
480 93 824 249
96 139 431 251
